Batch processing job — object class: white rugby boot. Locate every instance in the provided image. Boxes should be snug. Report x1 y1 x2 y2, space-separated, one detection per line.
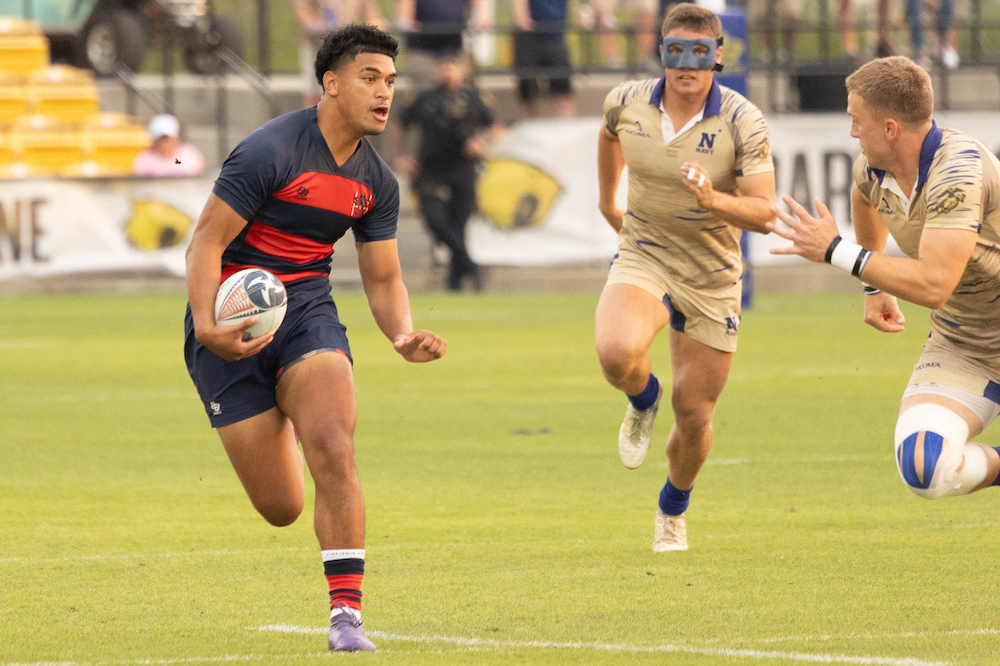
617 384 663 469
652 512 688 552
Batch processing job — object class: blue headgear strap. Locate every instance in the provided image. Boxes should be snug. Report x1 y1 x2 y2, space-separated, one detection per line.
661 36 724 72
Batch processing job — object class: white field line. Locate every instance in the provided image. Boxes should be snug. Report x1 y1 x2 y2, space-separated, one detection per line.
0 547 313 565
658 455 896 468
703 628 1000 646
257 624 951 666
6 516 1000 565
0 340 53 350
4 390 195 405
0 654 332 666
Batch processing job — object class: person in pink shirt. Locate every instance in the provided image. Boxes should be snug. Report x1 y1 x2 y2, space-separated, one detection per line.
134 114 206 177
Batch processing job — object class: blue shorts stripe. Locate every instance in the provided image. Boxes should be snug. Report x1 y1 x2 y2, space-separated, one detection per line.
661 293 686 333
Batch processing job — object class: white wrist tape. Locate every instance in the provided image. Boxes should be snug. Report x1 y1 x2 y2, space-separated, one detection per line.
825 236 872 278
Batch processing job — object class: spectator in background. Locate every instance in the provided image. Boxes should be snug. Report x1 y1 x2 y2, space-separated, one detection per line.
748 0 800 63
585 0 659 71
837 0 895 60
295 0 386 105
510 0 576 117
906 0 960 69
134 114 205 177
397 0 488 88
397 53 500 291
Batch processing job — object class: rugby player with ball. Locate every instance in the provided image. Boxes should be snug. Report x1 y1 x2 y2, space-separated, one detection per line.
183 24 446 652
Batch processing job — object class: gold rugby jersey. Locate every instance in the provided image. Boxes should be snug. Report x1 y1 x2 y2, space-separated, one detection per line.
603 77 773 291
854 123 1000 356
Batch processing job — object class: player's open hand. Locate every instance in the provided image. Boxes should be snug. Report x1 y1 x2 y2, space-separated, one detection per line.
680 161 715 209
393 330 447 363
863 292 906 333
766 195 841 263
196 316 275 362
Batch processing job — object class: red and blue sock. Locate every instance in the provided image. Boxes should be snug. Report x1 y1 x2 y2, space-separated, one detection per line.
322 549 364 613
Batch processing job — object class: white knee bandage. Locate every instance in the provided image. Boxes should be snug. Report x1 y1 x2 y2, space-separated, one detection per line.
894 404 986 499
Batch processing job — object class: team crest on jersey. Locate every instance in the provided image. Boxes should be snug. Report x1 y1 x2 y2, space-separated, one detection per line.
697 132 717 154
758 140 770 161
352 192 373 216
933 187 966 214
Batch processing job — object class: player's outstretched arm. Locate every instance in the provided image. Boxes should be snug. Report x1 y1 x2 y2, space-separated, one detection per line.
681 163 776 233
185 193 274 361
768 194 978 310
597 127 626 232
357 239 446 362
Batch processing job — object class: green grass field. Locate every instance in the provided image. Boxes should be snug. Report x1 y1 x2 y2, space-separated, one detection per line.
1 291 998 666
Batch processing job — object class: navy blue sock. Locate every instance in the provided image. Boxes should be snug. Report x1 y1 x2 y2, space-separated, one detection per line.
627 373 660 411
658 478 692 516
993 447 1000 486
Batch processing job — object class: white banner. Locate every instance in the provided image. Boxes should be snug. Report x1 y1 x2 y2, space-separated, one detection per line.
0 177 213 281
469 112 1000 267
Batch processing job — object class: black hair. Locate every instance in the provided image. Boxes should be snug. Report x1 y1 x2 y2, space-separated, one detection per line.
314 23 399 86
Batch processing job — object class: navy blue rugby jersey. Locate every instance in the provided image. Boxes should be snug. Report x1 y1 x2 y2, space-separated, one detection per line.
212 106 399 292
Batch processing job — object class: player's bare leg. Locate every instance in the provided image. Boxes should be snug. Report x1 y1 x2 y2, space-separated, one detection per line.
596 283 670 469
276 351 374 652
895 393 1000 498
217 410 304 527
654 328 732 552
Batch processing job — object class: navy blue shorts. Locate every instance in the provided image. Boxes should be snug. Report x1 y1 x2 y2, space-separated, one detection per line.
184 280 352 428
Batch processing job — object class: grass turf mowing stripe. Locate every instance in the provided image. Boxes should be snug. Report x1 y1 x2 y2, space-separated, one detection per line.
256 624 951 665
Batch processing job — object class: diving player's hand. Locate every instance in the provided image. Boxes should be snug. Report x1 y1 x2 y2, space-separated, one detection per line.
680 161 715 209
196 316 275 362
766 195 841 263
394 330 447 363
864 292 906 333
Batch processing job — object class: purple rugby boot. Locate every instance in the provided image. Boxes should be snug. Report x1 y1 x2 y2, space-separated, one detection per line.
328 608 376 652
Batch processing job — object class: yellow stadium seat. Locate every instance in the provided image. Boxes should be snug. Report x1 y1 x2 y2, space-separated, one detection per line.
26 67 100 123
0 82 29 125
0 129 11 161
79 116 150 176
9 115 84 176
0 34 49 76
82 112 135 130
0 17 43 36
0 131 12 178
26 65 94 85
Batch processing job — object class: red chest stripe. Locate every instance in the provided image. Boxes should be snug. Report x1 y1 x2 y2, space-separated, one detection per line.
273 172 374 217
244 222 334 264
221 263 327 284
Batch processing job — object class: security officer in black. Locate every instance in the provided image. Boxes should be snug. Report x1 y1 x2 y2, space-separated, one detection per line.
399 52 497 291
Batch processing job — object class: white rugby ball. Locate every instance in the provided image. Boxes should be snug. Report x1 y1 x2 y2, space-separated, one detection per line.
214 268 287 342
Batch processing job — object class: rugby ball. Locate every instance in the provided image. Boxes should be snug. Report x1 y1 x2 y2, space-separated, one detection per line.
214 268 287 342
